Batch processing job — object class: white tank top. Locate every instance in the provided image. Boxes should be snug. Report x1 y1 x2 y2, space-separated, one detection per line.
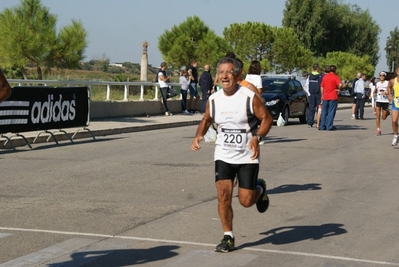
375 80 389 103
209 87 259 164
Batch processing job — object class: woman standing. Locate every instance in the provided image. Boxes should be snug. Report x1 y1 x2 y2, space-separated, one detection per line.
179 69 190 114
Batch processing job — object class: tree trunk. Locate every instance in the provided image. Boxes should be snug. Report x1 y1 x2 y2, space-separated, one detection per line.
37 66 43 80
21 66 28 80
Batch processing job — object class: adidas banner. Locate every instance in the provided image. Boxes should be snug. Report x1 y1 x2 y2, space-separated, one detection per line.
0 86 90 134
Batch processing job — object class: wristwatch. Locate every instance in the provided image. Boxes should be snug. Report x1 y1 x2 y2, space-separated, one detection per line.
254 134 263 143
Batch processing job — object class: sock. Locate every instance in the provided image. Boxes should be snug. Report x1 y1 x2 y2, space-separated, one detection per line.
257 185 264 195
224 231 234 238
395 135 398 138
377 128 380 130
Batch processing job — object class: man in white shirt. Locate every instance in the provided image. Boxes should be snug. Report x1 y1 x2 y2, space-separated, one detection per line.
191 57 273 253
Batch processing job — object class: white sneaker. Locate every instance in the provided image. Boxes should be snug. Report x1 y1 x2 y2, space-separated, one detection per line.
165 111 173 116
351 114 355 119
182 110 190 114
392 136 398 146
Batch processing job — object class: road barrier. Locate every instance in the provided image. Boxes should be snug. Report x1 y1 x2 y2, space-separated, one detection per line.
0 86 94 149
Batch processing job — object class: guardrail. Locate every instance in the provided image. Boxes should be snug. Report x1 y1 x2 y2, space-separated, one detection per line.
8 79 181 101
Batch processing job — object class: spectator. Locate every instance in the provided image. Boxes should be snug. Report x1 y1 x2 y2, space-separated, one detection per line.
245 60 263 94
319 65 342 131
187 60 200 113
306 64 322 128
157 62 173 116
369 77 377 115
353 73 366 120
351 73 361 119
179 69 190 114
300 71 309 96
199 64 213 114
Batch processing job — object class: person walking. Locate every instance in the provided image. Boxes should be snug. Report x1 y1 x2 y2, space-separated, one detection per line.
353 73 366 120
387 67 399 146
319 65 342 131
0 68 11 103
351 73 361 119
187 60 200 113
199 64 213 114
179 69 190 114
191 57 273 253
374 71 390 135
307 63 322 128
157 62 173 116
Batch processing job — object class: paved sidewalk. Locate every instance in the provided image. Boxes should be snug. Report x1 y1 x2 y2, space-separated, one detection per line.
0 103 355 149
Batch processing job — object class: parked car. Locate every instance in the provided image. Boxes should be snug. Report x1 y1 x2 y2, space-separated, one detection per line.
261 76 308 125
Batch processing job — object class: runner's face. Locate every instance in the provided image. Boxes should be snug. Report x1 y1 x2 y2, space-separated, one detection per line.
218 62 237 93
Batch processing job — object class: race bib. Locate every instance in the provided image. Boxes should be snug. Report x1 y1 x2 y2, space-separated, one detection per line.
221 128 247 150
395 98 399 108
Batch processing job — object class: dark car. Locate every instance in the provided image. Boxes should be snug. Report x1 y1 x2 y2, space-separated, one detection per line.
261 76 308 125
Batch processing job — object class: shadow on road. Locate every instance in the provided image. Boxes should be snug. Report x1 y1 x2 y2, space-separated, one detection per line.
238 223 347 248
267 183 322 195
48 245 180 267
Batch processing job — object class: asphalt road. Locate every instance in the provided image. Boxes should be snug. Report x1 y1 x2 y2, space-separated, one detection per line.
1 107 399 267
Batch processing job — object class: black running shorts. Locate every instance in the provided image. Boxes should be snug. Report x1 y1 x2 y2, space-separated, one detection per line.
215 160 259 190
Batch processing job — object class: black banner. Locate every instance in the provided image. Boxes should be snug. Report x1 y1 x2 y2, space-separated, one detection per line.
0 86 89 134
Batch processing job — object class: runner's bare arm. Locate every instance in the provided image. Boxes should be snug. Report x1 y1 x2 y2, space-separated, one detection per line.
388 79 394 102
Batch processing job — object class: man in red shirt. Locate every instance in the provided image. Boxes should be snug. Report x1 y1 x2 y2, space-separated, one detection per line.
319 65 342 130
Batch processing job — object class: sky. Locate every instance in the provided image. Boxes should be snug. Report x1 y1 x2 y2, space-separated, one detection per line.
0 0 397 75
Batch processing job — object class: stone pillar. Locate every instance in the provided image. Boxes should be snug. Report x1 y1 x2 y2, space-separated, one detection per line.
140 42 149 81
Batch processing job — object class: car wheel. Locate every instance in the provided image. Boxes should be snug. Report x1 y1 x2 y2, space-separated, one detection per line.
282 106 289 125
299 105 308 124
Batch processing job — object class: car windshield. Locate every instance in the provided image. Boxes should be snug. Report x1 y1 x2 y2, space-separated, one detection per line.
263 80 285 93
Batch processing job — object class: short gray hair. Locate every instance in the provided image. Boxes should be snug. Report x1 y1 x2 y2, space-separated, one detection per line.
217 57 241 76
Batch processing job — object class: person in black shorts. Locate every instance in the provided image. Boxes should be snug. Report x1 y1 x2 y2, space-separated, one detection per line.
191 57 273 253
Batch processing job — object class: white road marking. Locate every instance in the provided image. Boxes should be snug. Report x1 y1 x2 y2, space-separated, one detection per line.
1 226 398 266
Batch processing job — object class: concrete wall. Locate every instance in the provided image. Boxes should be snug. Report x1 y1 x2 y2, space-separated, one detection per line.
90 99 186 119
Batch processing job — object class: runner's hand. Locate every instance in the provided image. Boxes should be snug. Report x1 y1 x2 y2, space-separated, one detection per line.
248 137 260 159
191 136 203 151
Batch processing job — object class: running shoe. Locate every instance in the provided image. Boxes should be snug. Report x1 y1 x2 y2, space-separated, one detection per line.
256 179 269 213
376 129 381 136
392 136 398 146
215 235 235 253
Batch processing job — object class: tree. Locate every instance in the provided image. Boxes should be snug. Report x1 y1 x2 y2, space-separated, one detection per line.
271 27 313 74
283 0 380 66
0 0 88 79
158 16 229 70
385 27 399 72
51 19 87 69
319 51 374 81
223 22 275 68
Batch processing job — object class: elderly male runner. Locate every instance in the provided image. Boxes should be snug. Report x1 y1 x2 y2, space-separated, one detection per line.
191 57 273 252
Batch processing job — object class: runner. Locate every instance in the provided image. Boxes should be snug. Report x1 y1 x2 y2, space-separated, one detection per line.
374 71 390 135
387 67 399 146
191 57 273 253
